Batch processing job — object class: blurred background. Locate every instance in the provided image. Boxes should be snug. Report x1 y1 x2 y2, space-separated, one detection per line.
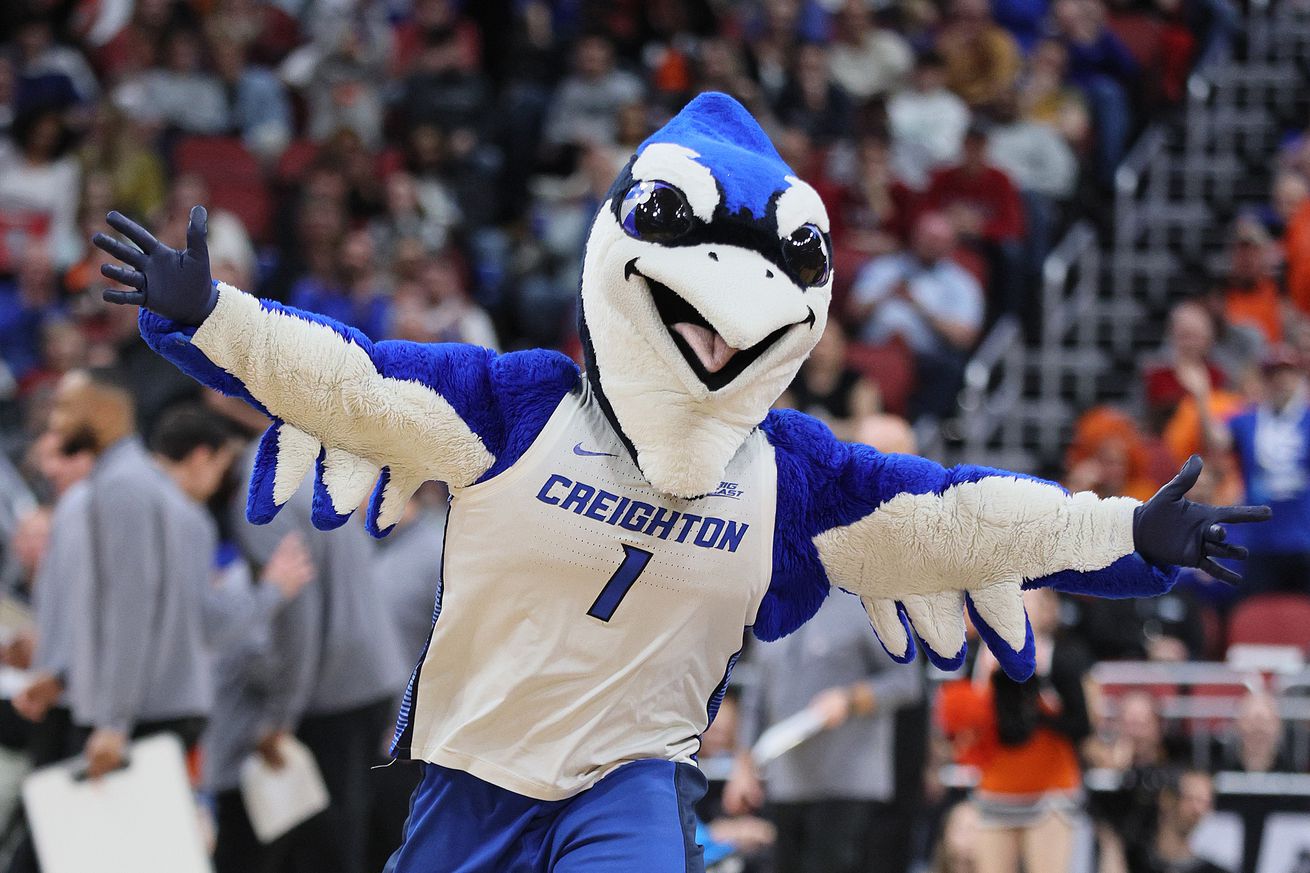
0 0 1308 871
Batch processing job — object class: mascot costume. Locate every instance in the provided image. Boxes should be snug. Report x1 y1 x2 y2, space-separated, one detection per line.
94 93 1268 872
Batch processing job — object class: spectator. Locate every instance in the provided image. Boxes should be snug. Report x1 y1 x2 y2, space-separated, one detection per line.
296 16 388 151
22 374 217 780
78 105 168 221
210 30 294 161
930 800 982 873
777 322 881 440
1214 215 1284 345
1126 770 1229 873
228 447 406 873
935 0 1023 109
1063 405 1160 501
157 173 257 289
1138 301 1227 433
1016 38 1092 150
887 52 969 190
115 26 227 135
0 243 61 382
542 34 644 148
397 26 493 137
774 42 854 144
850 212 984 421
725 593 924 873
829 131 917 264
1222 691 1294 773
0 107 82 270
923 125 1026 317
827 0 913 101
413 255 499 349
289 227 393 340
1052 0 1140 184
1281 171 1310 317
1208 346 1310 595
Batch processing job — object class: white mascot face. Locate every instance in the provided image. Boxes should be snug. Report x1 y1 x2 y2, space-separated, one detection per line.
579 93 833 498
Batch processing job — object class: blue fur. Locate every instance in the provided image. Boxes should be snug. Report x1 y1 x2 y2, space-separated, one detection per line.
246 422 285 524
759 408 1176 661
141 296 580 534
640 92 795 221
310 447 354 531
966 594 1036 681
366 467 394 538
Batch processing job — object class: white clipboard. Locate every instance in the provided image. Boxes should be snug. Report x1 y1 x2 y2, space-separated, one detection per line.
22 733 211 873
750 709 827 767
238 735 330 844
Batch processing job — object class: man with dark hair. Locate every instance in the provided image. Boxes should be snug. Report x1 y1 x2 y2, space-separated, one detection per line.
1128 769 1230 873
19 374 216 778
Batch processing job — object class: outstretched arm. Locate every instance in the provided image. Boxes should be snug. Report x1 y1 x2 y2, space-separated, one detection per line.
94 208 578 534
761 410 1268 680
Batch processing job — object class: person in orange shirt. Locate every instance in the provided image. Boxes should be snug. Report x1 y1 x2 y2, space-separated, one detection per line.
1216 215 1284 344
937 589 1091 873
1063 405 1162 502
1275 172 1310 316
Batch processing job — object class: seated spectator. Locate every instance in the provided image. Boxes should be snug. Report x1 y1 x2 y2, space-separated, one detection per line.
297 20 388 151
210 30 293 162
1016 38 1092 150
935 0 1022 109
156 173 256 289
1138 301 1227 433
1281 171 1310 317
774 42 854 145
0 106 81 270
1052 0 1140 184
0 242 61 381
409 255 499 350
850 212 983 421
1221 691 1294 773
541 34 644 149
777 323 881 440
1208 347 1310 595
1214 215 1284 345
827 0 914 102
78 106 167 221
397 26 492 138
887 52 969 190
696 37 773 122
389 0 482 79
923 125 1025 317
1125 770 1229 873
829 131 917 261
289 228 392 340
113 26 227 135
1063 405 1160 501
12 14 99 107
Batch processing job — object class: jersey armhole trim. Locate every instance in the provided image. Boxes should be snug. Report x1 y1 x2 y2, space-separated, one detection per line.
448 390 577 502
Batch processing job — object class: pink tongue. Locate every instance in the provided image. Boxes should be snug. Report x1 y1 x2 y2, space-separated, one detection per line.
671 322 739 373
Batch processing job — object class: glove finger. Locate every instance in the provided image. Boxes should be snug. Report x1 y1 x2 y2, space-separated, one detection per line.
966 586 1035 682
365 468 422 538
105 211 161 254
186 205 209 254
1161 455 1203 499
1204 524 1226 543
246 421 320 525
859 596 916 664
101 288 145 306
100 263 146 289
1200 556 1242 585
91 232 147 269
1216 505 1273 524
311 447 381 530
1205 540 1248 561
902 591 967 671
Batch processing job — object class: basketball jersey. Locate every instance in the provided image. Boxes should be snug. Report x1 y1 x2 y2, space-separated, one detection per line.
394 379 777 800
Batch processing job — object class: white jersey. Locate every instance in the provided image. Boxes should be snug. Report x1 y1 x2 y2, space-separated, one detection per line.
397 379 776 800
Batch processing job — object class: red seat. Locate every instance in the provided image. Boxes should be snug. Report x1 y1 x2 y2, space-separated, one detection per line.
174 136 272 244
1228 593 1310 654
274 139 320 183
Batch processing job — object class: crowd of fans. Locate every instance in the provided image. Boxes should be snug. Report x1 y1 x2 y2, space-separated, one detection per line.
0 0 1305 872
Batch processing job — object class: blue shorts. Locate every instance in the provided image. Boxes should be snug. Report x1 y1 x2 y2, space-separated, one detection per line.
384 759 708 873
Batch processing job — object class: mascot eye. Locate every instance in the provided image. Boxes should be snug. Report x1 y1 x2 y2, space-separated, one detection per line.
781 224 831 287
620 181 694 243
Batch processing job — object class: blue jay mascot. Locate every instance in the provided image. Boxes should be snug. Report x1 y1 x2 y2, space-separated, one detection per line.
94 93 1267 873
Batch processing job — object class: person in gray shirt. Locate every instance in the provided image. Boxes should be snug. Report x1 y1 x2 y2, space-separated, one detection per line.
724 592 924 873
227 443 406 873
25 371 225 779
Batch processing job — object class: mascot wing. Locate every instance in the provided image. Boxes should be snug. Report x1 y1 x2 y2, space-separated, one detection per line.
759 410 1175 681
140 283 578 536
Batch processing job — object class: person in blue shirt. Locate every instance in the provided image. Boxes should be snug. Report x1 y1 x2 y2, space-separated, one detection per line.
1203 346 1310 595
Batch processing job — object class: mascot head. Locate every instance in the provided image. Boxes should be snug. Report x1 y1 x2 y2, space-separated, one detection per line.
580 92 833 498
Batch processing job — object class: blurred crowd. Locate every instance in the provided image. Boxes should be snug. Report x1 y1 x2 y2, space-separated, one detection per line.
0 0 1306 872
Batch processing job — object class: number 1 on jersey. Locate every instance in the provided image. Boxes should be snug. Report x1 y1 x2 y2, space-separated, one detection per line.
587 544 653 622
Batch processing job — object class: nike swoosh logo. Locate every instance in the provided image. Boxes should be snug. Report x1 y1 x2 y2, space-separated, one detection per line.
573 442 618 458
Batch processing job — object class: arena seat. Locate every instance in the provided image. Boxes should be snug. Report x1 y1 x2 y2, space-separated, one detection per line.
847 339 915 417
1228 593 1310 654
173 136 273 244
